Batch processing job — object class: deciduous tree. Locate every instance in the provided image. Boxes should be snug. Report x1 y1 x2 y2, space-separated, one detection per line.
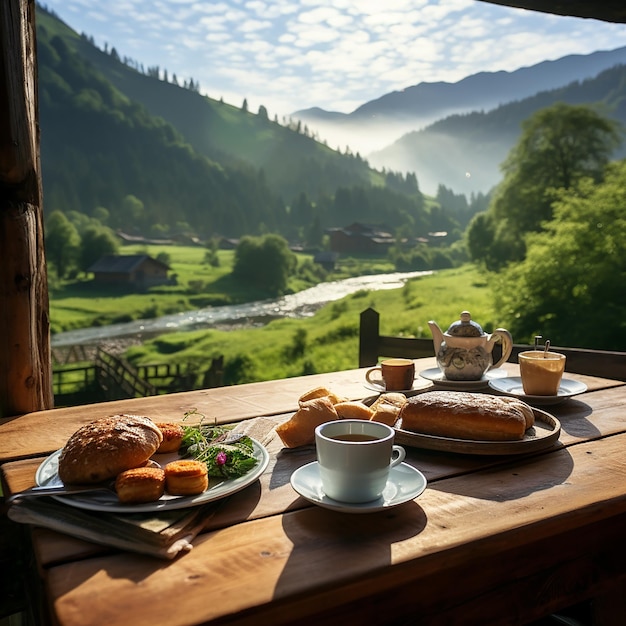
468 103 622 269
233 234 296 296
495 160 626 349
45 210 80 278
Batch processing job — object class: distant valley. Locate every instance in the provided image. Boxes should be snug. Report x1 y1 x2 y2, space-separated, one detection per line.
37 3 626 232
294 46 626 194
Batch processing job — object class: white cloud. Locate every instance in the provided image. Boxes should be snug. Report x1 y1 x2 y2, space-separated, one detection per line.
43 0 626 118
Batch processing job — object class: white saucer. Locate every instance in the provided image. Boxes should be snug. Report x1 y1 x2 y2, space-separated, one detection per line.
290 461 427 513
488 376 588 406
419 367 508 390
363 377 431 395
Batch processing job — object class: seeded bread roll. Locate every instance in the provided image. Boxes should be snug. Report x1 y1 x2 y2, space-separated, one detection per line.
58 415 163 484
399 391 531 441
276 396 338 448
115 467 165 504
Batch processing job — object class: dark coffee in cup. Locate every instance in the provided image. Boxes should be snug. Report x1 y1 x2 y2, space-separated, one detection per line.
330 433 379 442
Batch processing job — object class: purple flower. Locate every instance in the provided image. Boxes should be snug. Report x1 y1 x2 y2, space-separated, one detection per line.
216 451 227 466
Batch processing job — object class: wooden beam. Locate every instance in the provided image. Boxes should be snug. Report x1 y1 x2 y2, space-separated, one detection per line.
476 1 626 23
0 0 53 416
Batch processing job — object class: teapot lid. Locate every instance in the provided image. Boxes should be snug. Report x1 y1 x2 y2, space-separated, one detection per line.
445 311 484 337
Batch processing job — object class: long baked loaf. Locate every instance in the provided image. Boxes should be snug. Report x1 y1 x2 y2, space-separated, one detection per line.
58 414 164 484
398 391 533 441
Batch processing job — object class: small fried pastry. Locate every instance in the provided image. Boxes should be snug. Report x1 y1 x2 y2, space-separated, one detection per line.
115 467 165 504
164 460 208 496
155 422 184 453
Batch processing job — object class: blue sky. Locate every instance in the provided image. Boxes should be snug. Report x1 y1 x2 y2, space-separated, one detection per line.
43 0 626 119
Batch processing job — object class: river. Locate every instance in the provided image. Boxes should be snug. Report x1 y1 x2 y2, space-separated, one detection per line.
51 270 432 347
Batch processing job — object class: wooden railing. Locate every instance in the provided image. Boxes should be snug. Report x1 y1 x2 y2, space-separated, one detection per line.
360 307 626 380
52 350 225 407
359 307 434 367
95 349 157 400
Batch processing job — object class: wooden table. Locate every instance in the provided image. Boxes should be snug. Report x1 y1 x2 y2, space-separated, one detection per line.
2 357 626 625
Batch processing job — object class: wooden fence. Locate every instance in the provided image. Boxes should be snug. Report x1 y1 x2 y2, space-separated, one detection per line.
52 348 224 407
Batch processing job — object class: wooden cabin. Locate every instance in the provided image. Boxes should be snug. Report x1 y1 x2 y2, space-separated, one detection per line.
88 254 172 290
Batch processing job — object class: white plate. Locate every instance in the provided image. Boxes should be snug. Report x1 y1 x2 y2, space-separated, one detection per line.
419 367 508 390
488 376 588 406
35 439 270 513
290 461 427 513
363 377 431 394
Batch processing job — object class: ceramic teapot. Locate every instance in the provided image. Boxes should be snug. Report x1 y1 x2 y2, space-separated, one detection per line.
428 311 513 381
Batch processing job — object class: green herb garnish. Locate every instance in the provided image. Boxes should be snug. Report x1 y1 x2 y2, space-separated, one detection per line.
179 410 257 478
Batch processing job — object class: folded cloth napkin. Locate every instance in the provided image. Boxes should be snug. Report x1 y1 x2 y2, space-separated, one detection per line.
230 415 283 445
8 497 215 559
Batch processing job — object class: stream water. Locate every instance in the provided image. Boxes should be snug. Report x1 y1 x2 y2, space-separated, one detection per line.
51 270 431 347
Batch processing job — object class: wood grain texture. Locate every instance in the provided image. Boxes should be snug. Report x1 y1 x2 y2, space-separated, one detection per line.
1 369 626 624
1 362 622 463
0 0 53 417
41 434 626 626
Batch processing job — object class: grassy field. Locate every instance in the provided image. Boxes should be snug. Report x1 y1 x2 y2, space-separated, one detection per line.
49 244 498 388
49 244 398 334
123 264 497 386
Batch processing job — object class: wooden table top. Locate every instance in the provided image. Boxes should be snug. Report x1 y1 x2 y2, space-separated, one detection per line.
2 357 626 625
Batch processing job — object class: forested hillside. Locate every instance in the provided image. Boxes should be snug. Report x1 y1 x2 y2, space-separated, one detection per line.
37 5 455 242
38 29 283 238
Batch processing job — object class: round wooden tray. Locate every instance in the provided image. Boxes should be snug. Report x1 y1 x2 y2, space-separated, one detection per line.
392 407 561 456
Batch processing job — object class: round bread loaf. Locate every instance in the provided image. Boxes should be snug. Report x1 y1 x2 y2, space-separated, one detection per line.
58 415 164 484
164 460 208 496
115 467 165 504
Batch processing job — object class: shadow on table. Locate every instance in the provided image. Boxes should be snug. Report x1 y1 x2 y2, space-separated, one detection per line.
550 399 600 439
276 499 427 603
426 446 575 501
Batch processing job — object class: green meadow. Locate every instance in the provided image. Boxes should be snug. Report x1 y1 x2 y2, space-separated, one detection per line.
49 244 397 334
122 265 496 385
50 244 496 387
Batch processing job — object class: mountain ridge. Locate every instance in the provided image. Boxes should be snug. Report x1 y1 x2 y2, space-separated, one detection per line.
368 63 626 194
293 46 626 155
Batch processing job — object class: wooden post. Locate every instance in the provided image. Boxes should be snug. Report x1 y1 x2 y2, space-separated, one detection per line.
359 308 380 368
0 0 53 416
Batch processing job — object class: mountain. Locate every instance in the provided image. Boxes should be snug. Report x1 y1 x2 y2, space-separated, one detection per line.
36 6 387 207
293 46 626 156
369 64 626 194
36 6 437 241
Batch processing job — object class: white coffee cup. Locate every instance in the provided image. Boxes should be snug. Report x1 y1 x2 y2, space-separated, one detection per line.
315 419 406 503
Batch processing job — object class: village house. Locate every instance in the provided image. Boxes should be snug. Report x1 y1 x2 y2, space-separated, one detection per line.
326 222 395 254
88 254 172 290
